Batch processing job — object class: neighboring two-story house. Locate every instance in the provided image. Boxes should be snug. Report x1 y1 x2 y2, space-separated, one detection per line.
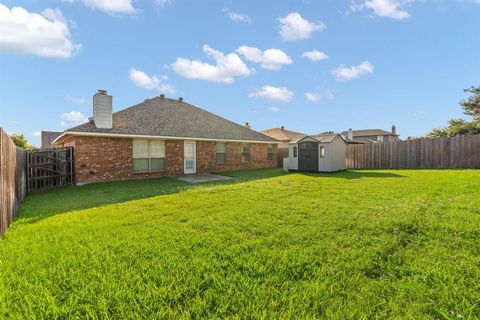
341 126 400 144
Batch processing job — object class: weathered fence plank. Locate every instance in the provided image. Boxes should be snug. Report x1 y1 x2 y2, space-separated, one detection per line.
0 128 27 237
346 135 480 169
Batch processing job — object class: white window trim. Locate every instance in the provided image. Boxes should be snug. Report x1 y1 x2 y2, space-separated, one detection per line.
133 139 166 172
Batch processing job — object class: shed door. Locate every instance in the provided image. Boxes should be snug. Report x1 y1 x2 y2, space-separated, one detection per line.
298 141 319 172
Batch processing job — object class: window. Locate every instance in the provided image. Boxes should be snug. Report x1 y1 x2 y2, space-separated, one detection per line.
242 143 250 162
133 139 165 172
293 146 298 158
216 142 226 164
267 144 273 160
320 146 325 158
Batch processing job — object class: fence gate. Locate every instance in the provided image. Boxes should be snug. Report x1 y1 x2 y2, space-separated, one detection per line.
27 147 74 193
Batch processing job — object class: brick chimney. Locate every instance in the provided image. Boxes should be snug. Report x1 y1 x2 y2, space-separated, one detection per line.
93 90 112 129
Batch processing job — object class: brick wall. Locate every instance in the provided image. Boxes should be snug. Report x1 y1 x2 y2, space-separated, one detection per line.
62 136 277 183
196 141 278 173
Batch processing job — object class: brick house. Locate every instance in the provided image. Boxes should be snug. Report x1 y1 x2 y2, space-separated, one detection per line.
53 91 279 183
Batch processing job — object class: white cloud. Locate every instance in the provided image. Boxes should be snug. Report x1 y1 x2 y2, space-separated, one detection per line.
83 0 135 14
0 4 81 58
278 12 326 41
268 106 281 112
66 95 86 104
129 68 175 94
172 45 253 84
332 61 374 81
60 111 88 126
302 50 329 62
351 0 410 20
305 92 322 102
236 46 292 71
250 85 294 103
130 68 160 90
31 131 41 137
223 8 250 23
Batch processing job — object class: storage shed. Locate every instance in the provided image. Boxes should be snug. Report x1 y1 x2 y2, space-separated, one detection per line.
283 133 347 172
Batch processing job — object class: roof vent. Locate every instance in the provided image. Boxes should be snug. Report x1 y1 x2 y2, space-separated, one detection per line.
245 122 251 129
281 126 285 130
93 90 112 129
160 94 165 99
178 97 183 102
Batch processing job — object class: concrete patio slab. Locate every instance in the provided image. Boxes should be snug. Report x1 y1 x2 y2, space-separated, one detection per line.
176 173 232 184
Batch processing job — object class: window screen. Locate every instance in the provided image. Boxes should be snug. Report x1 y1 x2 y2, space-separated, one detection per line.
216 142 226 164
133 140 166 172
242 144 250 162
267 144 273 160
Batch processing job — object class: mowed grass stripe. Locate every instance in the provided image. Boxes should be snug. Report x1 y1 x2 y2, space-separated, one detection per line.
0 169 479 318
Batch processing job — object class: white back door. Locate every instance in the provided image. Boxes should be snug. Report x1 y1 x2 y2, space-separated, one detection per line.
184 141 196 174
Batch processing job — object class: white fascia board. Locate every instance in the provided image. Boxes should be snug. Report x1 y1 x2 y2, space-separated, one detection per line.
52 131 280 145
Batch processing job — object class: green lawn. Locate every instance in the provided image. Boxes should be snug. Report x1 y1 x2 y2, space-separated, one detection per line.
1 169 480 319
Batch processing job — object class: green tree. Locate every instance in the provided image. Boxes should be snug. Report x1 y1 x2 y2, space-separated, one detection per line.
461 86 480 119
427 86 480 138
10 133 34 150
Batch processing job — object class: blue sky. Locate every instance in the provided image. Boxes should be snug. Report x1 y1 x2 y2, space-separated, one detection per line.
0 0 479 146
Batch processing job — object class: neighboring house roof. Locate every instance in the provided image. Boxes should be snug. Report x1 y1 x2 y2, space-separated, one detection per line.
41 131 62 149
346 137 377 144
55 97 278 143
340 129 398 137
261 127 306 142
289 133 345 144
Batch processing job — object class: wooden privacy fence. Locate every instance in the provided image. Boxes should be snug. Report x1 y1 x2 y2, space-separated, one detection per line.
346 135 480 169
0 128 27 237
27 147 74 193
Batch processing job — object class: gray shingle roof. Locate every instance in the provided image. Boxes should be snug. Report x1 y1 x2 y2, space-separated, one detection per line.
63 97 277 143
